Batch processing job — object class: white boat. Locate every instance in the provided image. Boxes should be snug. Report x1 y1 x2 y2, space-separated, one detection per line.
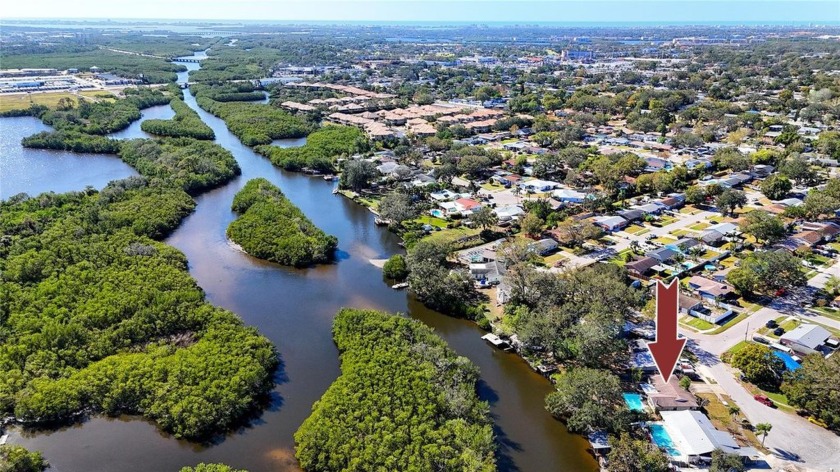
391 282 409 289
481 333 512 351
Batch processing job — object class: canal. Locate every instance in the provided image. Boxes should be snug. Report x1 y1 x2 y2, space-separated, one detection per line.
3 54 597 472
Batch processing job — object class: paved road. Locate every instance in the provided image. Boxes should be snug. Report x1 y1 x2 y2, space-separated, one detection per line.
681 308 840 471
683 307 781 356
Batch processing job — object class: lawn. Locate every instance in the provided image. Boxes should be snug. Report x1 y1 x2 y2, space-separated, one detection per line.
726 340 752 356
423 226 482 246
805 252 833 268
682 315 715 331
709 311 750 335
680 206 702 215
690 222 711 231
653 236 678 245
623 224 648 235
670 228 692 237
658 215 677 226
416 215 449 228
543 252 567 267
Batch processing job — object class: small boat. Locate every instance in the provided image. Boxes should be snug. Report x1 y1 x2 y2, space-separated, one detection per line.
323 174 336 181
391 282 409 290
374 217 392 226
481 333 512 351
332 187 339 194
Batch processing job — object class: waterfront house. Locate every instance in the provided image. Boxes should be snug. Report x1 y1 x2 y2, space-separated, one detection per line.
658 410 759 465
648 375 699 411
629 339 657 372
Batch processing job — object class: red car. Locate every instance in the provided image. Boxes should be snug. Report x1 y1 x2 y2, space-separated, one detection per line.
754 394 774 407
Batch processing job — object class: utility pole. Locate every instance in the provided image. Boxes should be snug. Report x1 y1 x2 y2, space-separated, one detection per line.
744 322 749 342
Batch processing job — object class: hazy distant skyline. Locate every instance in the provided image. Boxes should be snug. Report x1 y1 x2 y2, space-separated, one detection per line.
5 0 840 24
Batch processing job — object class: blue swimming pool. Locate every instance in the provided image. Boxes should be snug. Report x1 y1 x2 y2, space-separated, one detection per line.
430 209 445 218
774 351 800 370
649 423 681 457
623 393 644 412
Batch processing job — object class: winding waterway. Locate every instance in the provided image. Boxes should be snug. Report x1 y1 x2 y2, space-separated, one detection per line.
3 54 597 472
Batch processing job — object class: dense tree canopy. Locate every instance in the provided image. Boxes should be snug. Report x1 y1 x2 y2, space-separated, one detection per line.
256 125 369 173
141 98 215 140
119 138 240 194
545 367 627 433
0 445 48 472
727 250 806 295
0 180 277 440
782 353 840 430
731 344 786 390
294 309 496 472
193 84 314 146
227 178 337 267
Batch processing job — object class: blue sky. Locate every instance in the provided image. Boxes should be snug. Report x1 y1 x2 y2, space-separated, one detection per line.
5 0 840 23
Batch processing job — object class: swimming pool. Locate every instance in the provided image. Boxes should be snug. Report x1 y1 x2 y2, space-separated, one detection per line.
623 393 644 412
774 351 801 370
649 423 681 457
430 209 445 218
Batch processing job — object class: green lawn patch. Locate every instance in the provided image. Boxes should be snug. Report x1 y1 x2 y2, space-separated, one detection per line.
709 311 750 334
683 316 715 331
690 222 711 231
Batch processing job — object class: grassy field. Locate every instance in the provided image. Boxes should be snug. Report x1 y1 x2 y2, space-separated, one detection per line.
0 92 80 112
682 315 715 331
690 222 711 231
0 89 118 113
623 224 648 235
415 215 449 229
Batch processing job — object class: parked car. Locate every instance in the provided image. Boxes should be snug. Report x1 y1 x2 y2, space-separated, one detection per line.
773 327 785 336
752 335 769 344
754 394 775 407
765 320 778 329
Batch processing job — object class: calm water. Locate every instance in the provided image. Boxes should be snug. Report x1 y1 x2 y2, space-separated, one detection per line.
5 54 596 472
108 104 176 140
0 117 138 199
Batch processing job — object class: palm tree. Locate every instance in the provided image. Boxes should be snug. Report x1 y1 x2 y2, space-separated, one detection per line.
756 422 772 447
727 404 740 419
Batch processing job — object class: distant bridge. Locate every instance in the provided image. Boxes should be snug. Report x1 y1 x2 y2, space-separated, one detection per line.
172 58 204 63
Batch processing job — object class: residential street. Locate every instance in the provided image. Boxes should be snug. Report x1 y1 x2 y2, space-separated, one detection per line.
680 307 840 471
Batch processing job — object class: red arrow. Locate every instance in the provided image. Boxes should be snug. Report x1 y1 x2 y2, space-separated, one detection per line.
647 279 686 384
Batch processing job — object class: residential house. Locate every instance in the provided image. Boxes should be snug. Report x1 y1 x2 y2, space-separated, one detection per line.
680 292 730 323
454 198 483 215
552 188 589 204
617 209 645 223
469 260 507 284
593 215 628 232
686 276 737 304
625 256 659 278
648 375 700 411
659 410 759 464
634 203 665 215
629 339 657 372
494 205 524 222
647 247 680 264
658 196 684 210
529 238 559 256
780 325 832 355
520 179 560 193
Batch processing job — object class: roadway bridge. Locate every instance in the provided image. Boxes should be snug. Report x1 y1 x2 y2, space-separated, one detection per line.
172 58 203 63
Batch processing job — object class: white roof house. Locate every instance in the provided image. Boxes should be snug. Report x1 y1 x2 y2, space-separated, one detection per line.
660 410 759 461
780 324 831 355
